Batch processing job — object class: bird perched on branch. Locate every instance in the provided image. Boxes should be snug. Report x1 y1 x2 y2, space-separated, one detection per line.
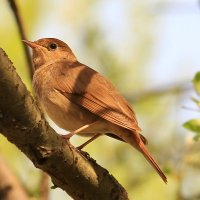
23 38 167 183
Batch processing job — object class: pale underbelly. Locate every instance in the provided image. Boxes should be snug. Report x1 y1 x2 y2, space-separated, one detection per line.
41 90 101 135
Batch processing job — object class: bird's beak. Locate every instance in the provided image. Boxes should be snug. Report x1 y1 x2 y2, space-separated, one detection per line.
22 40 40 49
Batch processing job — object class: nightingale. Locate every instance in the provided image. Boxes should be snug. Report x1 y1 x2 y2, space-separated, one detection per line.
23 38 167 183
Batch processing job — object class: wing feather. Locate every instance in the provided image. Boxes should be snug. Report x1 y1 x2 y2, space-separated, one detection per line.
50 60 141 132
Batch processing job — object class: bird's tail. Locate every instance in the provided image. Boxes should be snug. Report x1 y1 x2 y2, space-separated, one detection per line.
137 141 167 183
112 128 167 183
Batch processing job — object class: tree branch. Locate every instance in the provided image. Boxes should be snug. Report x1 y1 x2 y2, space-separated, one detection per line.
126 81 191 102
0 48 129 200
7 0 34 78
38 172 49 200
0 157 30 200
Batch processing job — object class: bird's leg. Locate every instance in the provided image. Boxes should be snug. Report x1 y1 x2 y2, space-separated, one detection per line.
61 121 98 140
61 132 75 140
77 133 102 150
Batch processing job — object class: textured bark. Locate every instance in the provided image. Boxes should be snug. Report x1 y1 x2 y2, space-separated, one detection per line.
0 48 129 200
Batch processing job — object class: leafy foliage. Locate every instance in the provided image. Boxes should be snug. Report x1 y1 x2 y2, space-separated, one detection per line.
183 119 200 140
183 72 200 140
193 72 200 96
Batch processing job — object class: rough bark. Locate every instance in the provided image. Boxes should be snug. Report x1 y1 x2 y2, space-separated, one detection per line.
0 48 129 200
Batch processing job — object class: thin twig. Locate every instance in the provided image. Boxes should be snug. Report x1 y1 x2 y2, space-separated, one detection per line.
126 81 191 102
39 172 49 200
8 0 34 79
182 106 200 113
0 157 30 200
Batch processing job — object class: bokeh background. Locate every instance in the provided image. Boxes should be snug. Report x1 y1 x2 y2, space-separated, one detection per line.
1 0 200 199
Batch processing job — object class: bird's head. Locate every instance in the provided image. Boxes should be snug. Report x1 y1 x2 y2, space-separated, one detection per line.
23 38 77 70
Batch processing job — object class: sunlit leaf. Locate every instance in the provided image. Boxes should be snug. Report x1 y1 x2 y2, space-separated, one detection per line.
191 97 200 108
183 119 200 140
193 72 200 96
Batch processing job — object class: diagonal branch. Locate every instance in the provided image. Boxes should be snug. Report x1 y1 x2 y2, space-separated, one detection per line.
0 48 129 200
7 0 34 78
0 157 30 200
126 81 191 102
38 172 49 200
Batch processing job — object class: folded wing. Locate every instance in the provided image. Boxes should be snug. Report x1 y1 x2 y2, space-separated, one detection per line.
51 60 141 133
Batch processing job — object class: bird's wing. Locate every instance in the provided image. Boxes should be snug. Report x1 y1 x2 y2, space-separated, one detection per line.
51 60 141 133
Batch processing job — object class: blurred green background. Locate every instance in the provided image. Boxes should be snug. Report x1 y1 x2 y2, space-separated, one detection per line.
1 0 200 199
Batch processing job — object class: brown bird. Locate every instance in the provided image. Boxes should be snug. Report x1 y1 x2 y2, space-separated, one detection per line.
23 38 167 183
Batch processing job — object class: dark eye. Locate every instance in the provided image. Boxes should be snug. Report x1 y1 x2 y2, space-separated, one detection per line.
49 43 58 50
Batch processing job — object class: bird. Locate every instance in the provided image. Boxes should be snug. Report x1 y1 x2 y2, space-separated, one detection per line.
23 38 167 183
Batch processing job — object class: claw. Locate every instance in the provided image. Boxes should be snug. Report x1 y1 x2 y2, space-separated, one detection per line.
61 132 75 140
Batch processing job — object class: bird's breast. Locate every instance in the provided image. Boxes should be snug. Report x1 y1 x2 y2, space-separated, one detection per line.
43 89 98 131
33 69 98 132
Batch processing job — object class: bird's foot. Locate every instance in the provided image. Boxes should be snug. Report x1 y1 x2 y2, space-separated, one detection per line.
76 148 90 158
61 132 75 140
76 143 86 150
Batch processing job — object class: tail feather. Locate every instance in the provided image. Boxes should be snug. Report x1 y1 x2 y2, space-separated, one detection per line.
140 134 148 145
139 142 167 183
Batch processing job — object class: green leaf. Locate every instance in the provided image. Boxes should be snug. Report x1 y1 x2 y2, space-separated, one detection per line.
183 119 200 134
193 135 200 141
193 72 200 96
191 97 200 108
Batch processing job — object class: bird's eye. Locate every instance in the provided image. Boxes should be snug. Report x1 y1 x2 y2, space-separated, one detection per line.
49 43 58 50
